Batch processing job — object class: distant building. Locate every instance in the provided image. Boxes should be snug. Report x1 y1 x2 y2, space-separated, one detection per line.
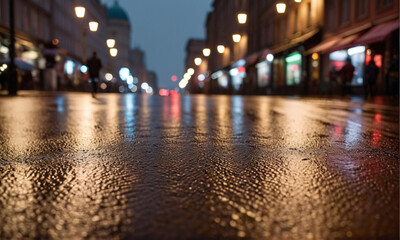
107 0 131 70
201 0 399 96
130 47 158 93
185 39 206 93
147 71 158 92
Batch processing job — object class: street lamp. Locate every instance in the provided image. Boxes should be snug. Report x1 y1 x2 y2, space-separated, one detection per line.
110 48 118 57
203 48 211 57
194 58 202 66
75 6 86 18
106 39 116 48
276 2 286 13
187 68 195 75
232 34 241 43
217 45 225 54
89 21 99 32
237 13 247 24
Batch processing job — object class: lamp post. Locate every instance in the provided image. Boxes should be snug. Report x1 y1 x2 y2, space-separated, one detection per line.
75 6 87 63
75 6 98 64
237 13 247 24
203 48 211 57
276 2 287 13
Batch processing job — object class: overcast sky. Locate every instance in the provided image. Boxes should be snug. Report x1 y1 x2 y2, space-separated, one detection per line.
101 0 213 89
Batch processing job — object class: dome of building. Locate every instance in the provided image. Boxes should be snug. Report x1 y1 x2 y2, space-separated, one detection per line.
108 1 129 22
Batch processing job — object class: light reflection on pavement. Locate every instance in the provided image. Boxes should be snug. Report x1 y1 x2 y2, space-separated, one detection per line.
0 93 398 239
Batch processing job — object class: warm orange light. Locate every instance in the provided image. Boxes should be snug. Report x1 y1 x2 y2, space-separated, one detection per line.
106 39 116 48
110 48 118 57
232 34 241 43
89 21 99 32
194 58 202 66
276 3 286 13
237 13 247 24
203 48 211 57
75 6 86 18
312 53 319 60
217 45 225 54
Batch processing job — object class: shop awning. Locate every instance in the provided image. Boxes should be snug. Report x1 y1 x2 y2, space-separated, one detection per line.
354 20 399 45
329 33 361 52
260 49 273 60
271 27 320 54
305 37 340 55
245 52 259 66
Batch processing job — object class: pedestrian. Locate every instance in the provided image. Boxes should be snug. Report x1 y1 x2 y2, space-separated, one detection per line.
386 54 399 98
340 58 355 96
87 52 102 97
364 58 379 98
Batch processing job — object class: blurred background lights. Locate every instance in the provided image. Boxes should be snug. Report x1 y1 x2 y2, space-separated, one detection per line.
88 21 99 32
64 60 75 75
100 83 107 90
74 6 85 18
105 73 113 81
119 67 130 81
197 74 205 81
237 13 247 24
194 58 202 66
132 77 139 84
232 34 241 43
203 48 211 57
127 75 134 84
106 39 116 48
130 85 138 92
141 82 149 90
267 54 274 62
110 48 118 57
184 73 191 80
171 75 177 82
80 65 88 73
217 45 225 54
187 68 195 75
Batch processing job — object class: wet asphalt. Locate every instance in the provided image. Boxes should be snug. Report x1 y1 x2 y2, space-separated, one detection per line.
0 92 398 240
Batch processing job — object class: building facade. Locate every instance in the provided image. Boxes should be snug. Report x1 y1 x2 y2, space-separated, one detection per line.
195 0 399 96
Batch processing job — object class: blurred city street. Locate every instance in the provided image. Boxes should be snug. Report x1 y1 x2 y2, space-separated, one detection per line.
0 93 398 239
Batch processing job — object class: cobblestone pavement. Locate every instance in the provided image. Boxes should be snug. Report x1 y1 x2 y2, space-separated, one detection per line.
0 93 398 239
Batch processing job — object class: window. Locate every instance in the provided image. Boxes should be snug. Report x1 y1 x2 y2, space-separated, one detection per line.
307 2 312 27
377 0 393 10
357 0 368 18
342 0 350 24
294 9 298 33
328 0 335 30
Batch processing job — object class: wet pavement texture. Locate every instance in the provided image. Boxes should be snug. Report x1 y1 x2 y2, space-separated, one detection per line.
0 93 398 240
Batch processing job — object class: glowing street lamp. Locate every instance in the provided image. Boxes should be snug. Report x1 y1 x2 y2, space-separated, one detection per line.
106 39 116 48
276 3 286 13
88 21 98 32
232 34 241 43
110 48 118 57
187 68 195 75
194 57 202 66
237 13 247 24
203 48 211 57
75 6 86 18
217 45 225 54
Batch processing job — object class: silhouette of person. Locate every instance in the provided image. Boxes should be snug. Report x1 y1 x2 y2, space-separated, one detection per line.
364 58 379 98
340 58 355 96
87 52 102 97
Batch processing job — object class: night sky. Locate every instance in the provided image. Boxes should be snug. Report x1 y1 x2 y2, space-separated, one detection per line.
101 0 213 89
